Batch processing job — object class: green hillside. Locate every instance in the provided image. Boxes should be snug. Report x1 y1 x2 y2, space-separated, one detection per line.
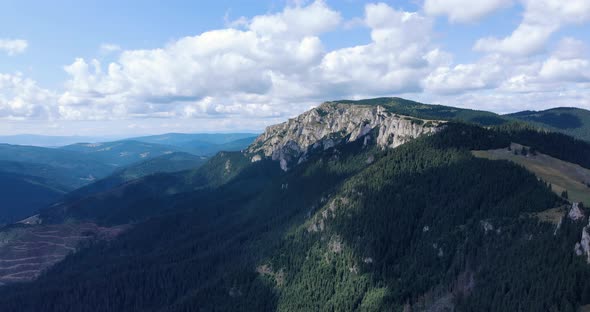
0 143 114 180
0 172 66 224
131 132 258 145
0 160 89 190
60 140 182 167
0 145 117 223
507 107 590 141
64 152 208 201
131 133 257 156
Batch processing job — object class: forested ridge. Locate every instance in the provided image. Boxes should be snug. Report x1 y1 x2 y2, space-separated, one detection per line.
1 121 590 311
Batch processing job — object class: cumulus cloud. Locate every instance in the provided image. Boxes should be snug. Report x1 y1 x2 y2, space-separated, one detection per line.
57 1 448 121
0 73 55 118
55 1 342 121
249 0 341 37
0 39 28 56
317 3 440 96
423 55 505 94
1 0 589 132
474 0 590 56
539 38 590 82
423 0 512 23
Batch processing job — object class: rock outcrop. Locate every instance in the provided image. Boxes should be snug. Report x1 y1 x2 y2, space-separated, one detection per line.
247 102 442 170
568 202 585 221
575 222 590 263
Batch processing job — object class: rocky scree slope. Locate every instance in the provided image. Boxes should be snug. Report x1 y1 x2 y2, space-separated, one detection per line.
247 101 442 170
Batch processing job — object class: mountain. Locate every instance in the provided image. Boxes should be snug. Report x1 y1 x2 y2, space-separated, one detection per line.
131 133 258 145
0 134 122 147
0 160 87 191
131 133 258 156
0 172 66 224
0 143 114 179
507 107 590 142
59 140 182 167
247 100 442 170
0 143 117 198
333 97 509 126
2 98 590 311
0 144 117 223
64 152 208 200
0 134 254 225
60 135 257 167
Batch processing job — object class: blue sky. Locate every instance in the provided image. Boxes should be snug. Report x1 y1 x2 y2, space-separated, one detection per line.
0 0 589 135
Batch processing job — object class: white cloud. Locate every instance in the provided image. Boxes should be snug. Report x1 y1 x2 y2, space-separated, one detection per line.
316 3 439 95
56 1 341 121
249 0 341 37
426 34 590 112
53 2 448 122
474 0 590 56
539 38 590 82
539 57 590 82
553 37 588 59
100 43 121 54
0 73 56 118
0 39 28 56
423 55 505 94
423 0 512 23
0 1 589 133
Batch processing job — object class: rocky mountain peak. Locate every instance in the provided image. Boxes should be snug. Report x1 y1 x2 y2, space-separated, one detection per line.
247 101 443 170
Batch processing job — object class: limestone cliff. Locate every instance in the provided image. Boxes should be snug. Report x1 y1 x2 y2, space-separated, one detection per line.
247 101 443 170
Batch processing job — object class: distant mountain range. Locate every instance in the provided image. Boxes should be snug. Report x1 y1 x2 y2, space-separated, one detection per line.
0 133 257 223
0 134 124 147
0 132 258 147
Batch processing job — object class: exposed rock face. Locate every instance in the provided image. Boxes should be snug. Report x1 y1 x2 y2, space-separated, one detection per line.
480 220 494 233
247 102 442 170
568 202 585 221
575 217 590 263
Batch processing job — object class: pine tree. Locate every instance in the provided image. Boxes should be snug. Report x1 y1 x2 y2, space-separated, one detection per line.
561 190 569 199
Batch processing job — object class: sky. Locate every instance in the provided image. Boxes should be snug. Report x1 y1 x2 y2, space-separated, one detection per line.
0 0 589 136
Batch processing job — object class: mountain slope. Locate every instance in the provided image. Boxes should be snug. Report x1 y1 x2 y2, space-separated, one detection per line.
131 133 258 145
473 143 590 204
0 144 114 181
0 172 66 224
507 107 590 142
0 160 84 191
131 133 258 156
0 145 116 223
59 140 181 167
64 152 208 201
2 99 590 311
0 134 121 147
